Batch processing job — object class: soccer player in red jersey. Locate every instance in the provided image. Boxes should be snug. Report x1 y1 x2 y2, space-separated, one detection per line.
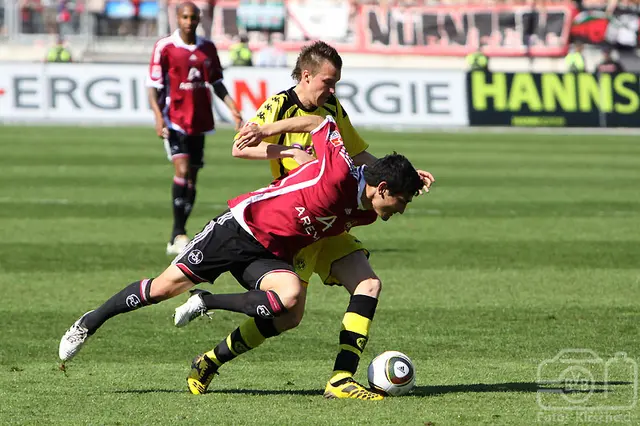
146 1 243 255
59 115 424 400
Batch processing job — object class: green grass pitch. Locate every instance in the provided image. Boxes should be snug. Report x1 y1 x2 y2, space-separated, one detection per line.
0 125 638 425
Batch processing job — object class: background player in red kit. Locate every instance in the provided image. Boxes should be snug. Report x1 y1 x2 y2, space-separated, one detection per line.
147 1 243 255
59 115 424 399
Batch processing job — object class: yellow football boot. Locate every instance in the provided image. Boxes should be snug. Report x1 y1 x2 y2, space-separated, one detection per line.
323 377 384 400
187 353 219 395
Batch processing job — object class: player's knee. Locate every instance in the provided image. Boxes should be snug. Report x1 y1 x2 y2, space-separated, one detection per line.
276 285 303 311
174 162 188 178
355 278 382 298
261 272 304 311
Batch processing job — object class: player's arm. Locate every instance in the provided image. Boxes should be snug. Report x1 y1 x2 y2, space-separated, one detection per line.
146 41 168 138
232 140 309 161
207 48 243 131
233 116 322 164
147 87 166 139
212 81 243 131
235 115 324 149
333 99 436 193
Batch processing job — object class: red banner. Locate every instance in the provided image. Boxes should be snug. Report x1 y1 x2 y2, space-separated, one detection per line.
211 1 575 57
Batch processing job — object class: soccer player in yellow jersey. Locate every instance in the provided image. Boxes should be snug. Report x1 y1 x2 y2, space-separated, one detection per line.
180 41 434 399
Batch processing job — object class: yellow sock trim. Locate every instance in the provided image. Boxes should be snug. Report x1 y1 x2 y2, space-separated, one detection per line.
204 350 222 367
343 312 371 336
339 344 362 356
239 318 267 349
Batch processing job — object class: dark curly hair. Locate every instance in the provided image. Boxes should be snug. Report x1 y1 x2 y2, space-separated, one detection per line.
363 153 423 197
291 41 343 82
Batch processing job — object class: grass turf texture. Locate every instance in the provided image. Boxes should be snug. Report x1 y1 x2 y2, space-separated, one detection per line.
0 126 638 425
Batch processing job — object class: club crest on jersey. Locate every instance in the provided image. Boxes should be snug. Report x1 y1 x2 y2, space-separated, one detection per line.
329 130 343 147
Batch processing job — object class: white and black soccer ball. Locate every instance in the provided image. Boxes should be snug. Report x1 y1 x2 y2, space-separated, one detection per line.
367 350 416 396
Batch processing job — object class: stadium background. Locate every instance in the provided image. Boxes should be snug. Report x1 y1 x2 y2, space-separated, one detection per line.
1 1 639 425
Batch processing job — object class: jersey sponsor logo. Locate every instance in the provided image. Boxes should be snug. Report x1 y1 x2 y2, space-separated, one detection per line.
188 249 204 265
316 216 337 232
179 67 206 90
295 206 319 240
187 67 201 81
329 130 343 147
125 294 141 308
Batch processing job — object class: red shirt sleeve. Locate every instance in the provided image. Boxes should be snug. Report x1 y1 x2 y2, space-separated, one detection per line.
147 39 168 89
310 115 357 184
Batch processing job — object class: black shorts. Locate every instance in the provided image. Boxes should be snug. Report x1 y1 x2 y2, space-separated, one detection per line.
172 210 297 290
164 129 205 169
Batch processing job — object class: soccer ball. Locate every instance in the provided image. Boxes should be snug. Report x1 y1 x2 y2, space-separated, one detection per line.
367 351 416 396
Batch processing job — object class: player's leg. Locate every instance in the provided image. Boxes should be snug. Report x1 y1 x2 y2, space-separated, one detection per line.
59 265 195 363
59 212 235 363
317 234 383 400
166 129 191 254
184 270 302 321
185 260 307 394
184 135 204 229
188 284 308 394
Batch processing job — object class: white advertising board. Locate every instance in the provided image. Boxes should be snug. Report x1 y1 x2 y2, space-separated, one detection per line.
0 63 468 127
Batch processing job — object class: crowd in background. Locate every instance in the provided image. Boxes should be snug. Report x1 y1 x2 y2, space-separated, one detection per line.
1 0 636 68
4 0 630 38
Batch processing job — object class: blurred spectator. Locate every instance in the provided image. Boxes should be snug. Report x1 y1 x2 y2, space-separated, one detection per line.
98 0 157 36
0 4 5 36
20 0 83 35
565 41 586 72
229 34 253 66
255 32 287 68
596 47 625 73
466 49 489 71
168 0 215 38
45 35 73 62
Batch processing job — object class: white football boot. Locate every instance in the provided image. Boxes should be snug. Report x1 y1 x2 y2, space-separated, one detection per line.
174 289 212 327
59 311 93 362
166 234 190 255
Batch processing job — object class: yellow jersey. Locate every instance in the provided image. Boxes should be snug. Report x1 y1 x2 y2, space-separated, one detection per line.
243 86 369 179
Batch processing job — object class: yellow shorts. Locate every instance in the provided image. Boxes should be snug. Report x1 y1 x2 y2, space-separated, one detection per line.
293 232 369 286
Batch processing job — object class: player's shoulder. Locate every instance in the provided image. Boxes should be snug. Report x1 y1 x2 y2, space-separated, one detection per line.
199 38 219 51
153 34 175 50
326 94 350 119
261 87 297 112
325 94 339 108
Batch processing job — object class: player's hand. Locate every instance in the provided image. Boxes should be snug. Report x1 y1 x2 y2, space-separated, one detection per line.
416 170 435 195
234 122 263 150
232 111 243 131
154 117 168 139
291 148 315 166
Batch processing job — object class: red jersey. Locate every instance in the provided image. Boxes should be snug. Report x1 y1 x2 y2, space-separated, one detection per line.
146 30 223 135
228 116 378 262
